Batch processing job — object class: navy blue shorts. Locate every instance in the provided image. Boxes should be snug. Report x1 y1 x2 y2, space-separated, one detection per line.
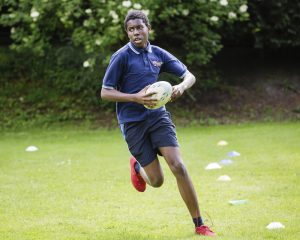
120 111 179 167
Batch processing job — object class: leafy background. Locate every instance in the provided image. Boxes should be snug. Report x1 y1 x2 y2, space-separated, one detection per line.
0 0 299 128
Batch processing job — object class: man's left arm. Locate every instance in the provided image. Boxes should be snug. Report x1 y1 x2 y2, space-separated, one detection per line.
171 71 196 101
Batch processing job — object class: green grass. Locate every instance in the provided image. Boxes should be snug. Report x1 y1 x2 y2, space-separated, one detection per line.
0 122 299 239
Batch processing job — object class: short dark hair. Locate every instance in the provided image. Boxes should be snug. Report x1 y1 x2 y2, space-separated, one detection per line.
124 10 150 30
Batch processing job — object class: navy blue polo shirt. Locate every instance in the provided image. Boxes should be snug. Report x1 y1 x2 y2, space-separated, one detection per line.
102 42 187 124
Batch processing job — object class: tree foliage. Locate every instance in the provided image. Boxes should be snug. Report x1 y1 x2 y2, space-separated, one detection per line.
248 0 300 48
1 0 299 127
150 0 248 64
0 0 248 68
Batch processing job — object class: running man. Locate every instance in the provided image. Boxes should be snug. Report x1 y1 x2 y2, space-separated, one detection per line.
101 10 215 237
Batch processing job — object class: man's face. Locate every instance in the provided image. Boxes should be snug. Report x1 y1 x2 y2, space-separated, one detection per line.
126 19 150 48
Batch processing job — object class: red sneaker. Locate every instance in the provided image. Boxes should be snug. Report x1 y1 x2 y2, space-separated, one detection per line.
195 225 216 237
130 156 146 192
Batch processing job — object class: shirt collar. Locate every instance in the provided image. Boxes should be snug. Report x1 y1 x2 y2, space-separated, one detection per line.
128 41 152 54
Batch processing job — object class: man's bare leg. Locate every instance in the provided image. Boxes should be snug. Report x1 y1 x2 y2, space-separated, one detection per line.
159 147 200 218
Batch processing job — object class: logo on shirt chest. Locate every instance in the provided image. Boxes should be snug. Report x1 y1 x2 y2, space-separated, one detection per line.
151 60 163 67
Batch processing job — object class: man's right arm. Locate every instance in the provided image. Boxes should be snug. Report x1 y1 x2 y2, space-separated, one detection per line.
101 87 157 107
101 88 136 102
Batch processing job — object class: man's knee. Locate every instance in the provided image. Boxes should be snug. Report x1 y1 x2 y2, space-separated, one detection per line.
170 161 187 177
150 175 164 188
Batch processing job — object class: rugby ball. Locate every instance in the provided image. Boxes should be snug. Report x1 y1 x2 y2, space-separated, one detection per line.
144 81 173 109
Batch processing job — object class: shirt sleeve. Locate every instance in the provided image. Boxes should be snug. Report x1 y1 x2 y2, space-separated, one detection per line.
102 52 125 90
160 49 187 78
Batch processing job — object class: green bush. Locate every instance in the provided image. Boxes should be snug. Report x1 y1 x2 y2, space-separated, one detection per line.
0 46 111 129
150 0 249 65
248 0 300 48
0 0 248 67
0 0 250 127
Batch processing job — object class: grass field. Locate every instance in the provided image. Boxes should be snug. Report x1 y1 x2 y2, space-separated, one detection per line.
0 122 299 239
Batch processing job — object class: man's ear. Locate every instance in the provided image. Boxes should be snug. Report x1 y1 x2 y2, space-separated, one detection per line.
147 25 151 32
